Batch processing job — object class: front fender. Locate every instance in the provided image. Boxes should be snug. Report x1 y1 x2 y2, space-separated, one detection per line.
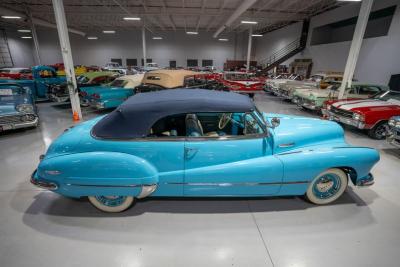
37 152 158 197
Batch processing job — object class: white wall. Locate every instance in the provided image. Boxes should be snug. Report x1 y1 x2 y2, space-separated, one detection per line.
254 0 400 85
5 30 35 67
33 27 242 69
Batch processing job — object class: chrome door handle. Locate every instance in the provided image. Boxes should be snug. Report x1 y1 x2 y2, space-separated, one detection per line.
185 147 198 159
278 142 295 148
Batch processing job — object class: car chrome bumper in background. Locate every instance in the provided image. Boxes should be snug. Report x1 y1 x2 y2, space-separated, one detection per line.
30 170 58 191
356 173 374 186
387 130 400 148
0 117 39 131
327 111 365 129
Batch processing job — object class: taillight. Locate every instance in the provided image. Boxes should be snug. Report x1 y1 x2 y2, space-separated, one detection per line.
92 93 100 99
80 91 87 97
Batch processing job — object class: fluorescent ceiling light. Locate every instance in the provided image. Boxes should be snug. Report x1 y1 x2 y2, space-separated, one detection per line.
218 38 229 41
103 30 115 34
123 17 141 21
1 15 21 19
21 36 32 39
241 21 258 24
87 36 98 40
252 34 263 37
186 31 198 35
152 37 163 40
18 29 31 33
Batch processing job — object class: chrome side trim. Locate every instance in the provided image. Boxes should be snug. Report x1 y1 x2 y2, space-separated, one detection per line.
65 183 142 188
137 184 158 199
165 181 309 186
278 142 295 148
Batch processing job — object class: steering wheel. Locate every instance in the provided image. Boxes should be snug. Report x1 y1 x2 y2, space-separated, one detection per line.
218 113 232 129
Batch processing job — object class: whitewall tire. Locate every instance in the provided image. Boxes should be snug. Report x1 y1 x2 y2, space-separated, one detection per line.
88 196 134 212
305 168 348 205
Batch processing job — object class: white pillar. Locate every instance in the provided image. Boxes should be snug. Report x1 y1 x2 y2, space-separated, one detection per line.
142 25 147 67
26 8 41 65
51 0 82 120
338 0 374 99
246 27 253 72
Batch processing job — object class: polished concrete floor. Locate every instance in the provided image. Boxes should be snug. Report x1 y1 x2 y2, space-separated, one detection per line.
1 94 400 267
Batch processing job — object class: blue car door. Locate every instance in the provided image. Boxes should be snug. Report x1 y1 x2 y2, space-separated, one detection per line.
183 112 283 196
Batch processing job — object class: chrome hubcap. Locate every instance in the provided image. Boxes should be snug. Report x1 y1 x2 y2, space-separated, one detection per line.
312 174 341 199
95 196 127 207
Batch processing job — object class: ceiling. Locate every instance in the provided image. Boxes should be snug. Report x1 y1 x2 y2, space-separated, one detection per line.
0 0 347 36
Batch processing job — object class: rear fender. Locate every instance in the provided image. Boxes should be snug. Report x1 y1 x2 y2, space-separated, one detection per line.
37 152 158 197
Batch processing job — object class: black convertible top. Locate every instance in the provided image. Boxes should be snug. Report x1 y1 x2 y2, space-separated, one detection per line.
92 89 255 139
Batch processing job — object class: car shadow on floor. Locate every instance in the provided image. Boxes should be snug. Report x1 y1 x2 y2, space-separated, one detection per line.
22 186 372 218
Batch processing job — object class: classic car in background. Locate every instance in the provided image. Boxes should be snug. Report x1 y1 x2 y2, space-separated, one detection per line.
84 74 144 109
219 71 266 97
0 68 32 80
0 83 38 132
143 62 160 72
0 65 66 100
387 116 400 148
326 90 400 139
52 64 88 76
135 69 197 92
265 74 302 95
47 71 120 102
31 89 379 212
293 82 388 111
277 72 344 99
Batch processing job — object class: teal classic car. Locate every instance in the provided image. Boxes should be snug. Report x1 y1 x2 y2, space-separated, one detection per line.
31 89 379 212
0 65 66 101
0 83 38 132
80 74 144 109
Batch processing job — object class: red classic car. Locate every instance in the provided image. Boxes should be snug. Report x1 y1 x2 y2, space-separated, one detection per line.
0 68 32 80
326 90 400 139
219 71 265 97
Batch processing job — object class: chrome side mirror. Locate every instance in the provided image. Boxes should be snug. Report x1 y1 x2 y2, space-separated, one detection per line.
271 117 280 128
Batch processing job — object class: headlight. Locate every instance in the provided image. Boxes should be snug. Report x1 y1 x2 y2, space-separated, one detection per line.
389 119 395 127
16 104 34 113
352 112 365 121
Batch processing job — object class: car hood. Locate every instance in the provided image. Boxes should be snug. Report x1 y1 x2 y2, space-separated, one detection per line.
264 113 346 154
332 99 400 112
0 94 30 115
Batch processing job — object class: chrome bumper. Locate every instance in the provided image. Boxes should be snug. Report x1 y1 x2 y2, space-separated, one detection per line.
47 94 69 102
0 117 38 131
387 130 400 148
356 173 374 186
90 100 105 110
30 170 58 190
327 111 365 129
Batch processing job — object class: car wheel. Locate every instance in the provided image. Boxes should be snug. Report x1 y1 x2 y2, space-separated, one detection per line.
367 121 388 140
88 195 134 212
305 168 348 205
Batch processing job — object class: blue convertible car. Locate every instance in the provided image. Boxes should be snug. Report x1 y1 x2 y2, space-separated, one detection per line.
31 89 379 212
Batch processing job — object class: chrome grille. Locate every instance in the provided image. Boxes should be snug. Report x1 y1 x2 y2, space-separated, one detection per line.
330 106 353 118
0 114 35 125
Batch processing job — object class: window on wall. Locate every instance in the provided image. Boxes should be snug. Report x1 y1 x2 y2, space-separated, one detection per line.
126 58 137 66
202 60 213 67
310 5 396 46
187 59 198 67
111 58 122 66
169 60 177 68
141 58 153 66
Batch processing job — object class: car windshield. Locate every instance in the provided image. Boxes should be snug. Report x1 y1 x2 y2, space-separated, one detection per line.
374 91 400 104
0 85 24 96
109 79 128 87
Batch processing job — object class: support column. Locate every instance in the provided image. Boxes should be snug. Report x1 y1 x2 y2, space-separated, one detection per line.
246 27 253 72
338 0 374 99
51 0 82 120
142 25 147 67
26 8 41 65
